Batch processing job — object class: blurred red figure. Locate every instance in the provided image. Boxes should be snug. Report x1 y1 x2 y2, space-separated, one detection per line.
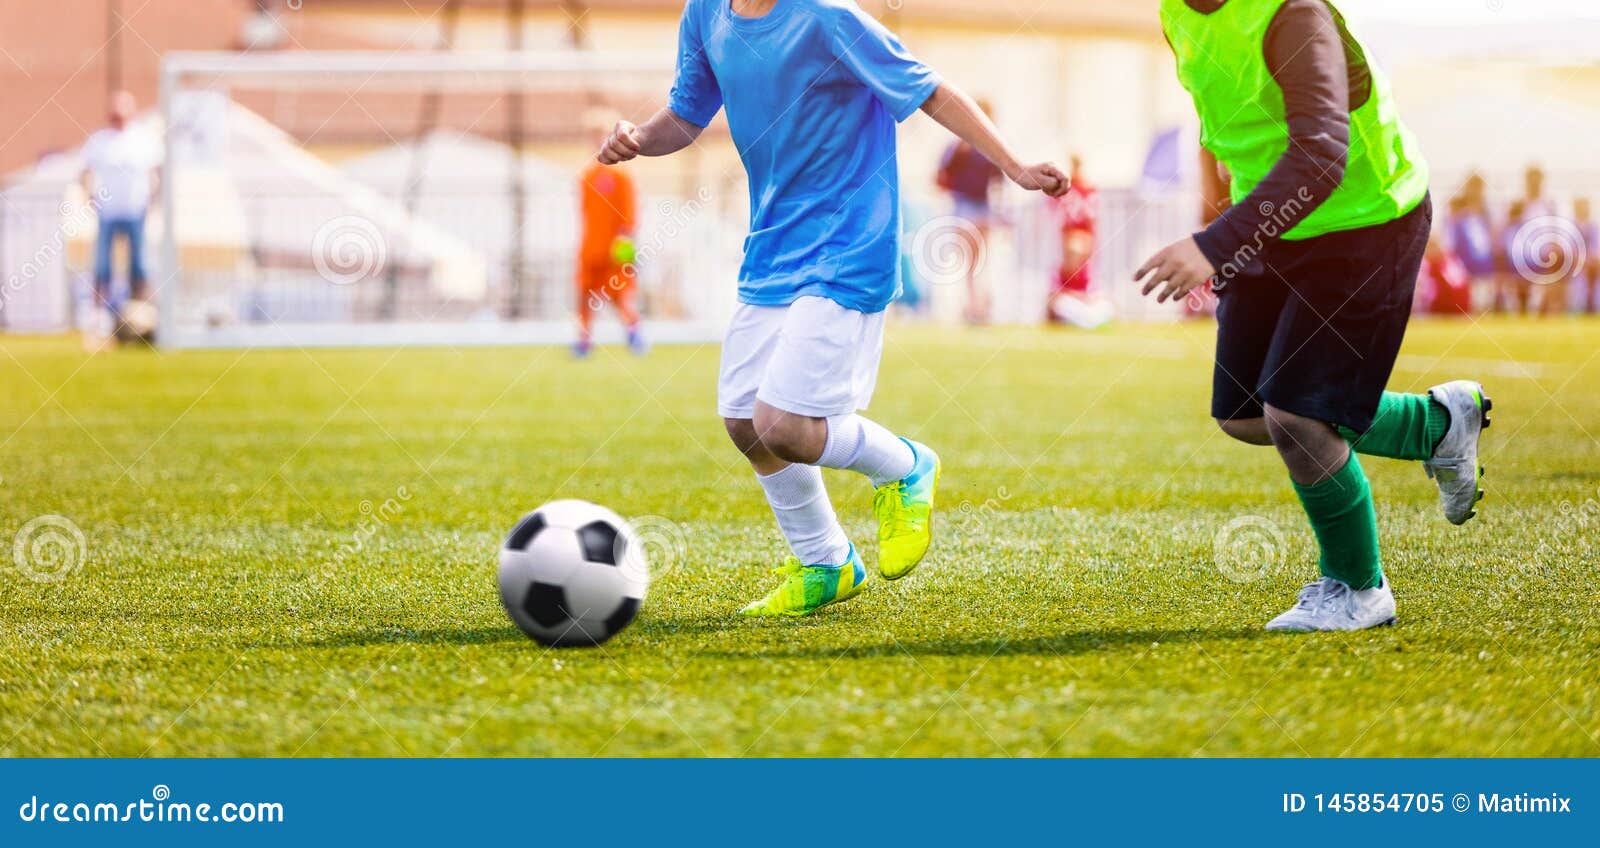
1046 156 1112 328
1417 233 1472 316
1052 155 1097 296
576 112 645 358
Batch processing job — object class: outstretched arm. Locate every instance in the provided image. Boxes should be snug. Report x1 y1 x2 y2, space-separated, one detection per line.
597 108 704 164
919 83 1068 197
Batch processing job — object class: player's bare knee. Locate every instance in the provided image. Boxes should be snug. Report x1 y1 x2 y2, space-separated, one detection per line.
723 417 762 457
1262 405 1309 446
1263 405 1338 460
751 405 817 463
1217 417 1271 446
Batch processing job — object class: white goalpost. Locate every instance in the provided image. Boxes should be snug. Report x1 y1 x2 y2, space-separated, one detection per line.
155 51 742 350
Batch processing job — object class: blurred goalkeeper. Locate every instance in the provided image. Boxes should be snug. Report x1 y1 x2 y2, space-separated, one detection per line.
575 110 646 358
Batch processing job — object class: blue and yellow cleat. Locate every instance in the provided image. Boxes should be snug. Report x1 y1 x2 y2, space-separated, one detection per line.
874 439 940 580
739 544 867 617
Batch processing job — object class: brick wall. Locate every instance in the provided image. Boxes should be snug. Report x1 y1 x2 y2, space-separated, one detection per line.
0 0 252 174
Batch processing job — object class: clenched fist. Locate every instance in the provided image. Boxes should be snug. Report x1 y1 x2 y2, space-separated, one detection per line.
1010 162 1071 198
597 120 642 165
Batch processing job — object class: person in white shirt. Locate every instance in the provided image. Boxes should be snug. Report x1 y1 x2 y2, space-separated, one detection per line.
80 91 161 307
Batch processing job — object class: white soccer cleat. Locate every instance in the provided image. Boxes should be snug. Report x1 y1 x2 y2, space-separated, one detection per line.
1265 577 1397 632
1423 380 1492 525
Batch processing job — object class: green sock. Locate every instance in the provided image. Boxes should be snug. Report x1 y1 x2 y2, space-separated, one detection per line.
1291 451 1383 590
1337 391 1449 461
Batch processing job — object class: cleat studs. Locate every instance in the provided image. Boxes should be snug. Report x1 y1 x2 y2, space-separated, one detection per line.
1475 489 1485 502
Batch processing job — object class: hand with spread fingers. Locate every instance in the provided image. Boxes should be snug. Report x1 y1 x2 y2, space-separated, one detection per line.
1134 236 1217 304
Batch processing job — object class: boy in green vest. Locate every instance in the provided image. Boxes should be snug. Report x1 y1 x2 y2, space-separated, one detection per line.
1138 0 1492 631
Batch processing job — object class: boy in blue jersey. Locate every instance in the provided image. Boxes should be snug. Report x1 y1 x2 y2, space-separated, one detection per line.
598 0 1067 616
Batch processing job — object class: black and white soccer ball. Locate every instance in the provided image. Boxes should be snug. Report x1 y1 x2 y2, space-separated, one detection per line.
497 500 647 647
113 299 158 345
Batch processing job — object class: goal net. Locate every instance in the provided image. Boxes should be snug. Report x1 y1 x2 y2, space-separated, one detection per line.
154 51 744 349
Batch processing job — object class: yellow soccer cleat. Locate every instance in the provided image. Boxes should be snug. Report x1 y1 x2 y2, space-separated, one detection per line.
739 545 867 617
874 439 940 580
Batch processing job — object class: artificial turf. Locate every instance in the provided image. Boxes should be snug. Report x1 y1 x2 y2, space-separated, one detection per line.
2 317 1596 756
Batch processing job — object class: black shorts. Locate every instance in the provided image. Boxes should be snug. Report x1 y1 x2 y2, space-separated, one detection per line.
1212 196 1432 433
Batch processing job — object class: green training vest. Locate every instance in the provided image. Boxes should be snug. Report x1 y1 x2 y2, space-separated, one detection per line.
1159 0 1428 239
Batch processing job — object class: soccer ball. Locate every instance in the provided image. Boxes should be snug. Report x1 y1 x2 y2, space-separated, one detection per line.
497 500 647 647
114 299 158 345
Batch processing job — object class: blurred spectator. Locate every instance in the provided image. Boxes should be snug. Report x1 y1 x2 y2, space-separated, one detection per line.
1046 156 1111 329
935 99 1003 324
1445 173 1496 310
1573 197 1600 314
1496 199 1531 314
1521 165 1557 219
1417 233 1472 316
81 91 160 310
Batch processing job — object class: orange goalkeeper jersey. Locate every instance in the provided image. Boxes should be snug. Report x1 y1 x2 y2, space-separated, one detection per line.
579 162 636 267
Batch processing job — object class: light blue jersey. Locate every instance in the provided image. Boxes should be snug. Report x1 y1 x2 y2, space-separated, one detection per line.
668 0 940 314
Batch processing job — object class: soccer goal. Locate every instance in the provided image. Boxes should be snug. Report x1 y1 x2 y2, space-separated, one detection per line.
155 51 743 350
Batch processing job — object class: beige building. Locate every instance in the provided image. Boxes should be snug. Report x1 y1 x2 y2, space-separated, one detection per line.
267 0 1183 200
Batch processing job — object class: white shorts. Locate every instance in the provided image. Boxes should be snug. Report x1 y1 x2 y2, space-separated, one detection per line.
717 295 885 419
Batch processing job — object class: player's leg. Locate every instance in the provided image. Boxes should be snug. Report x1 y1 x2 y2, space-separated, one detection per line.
752 297 939 581
126 216 148 302
1260 201 1436 632
1262 403 1394 632
574 268 599 358
1226 384 1490 526
92 217 116 309
719 303 864 617
1337 383 1491 524
1211 272 1289 448
1216 417 1270 445
1210 269 1387 630
964 221 991 324
725 417 850 565
612 271 647 355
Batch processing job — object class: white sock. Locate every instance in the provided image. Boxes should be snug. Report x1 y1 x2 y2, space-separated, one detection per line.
817 414 916 486
756 463 851 566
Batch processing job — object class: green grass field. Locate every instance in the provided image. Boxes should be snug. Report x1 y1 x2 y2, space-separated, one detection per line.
2 317 1597 757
